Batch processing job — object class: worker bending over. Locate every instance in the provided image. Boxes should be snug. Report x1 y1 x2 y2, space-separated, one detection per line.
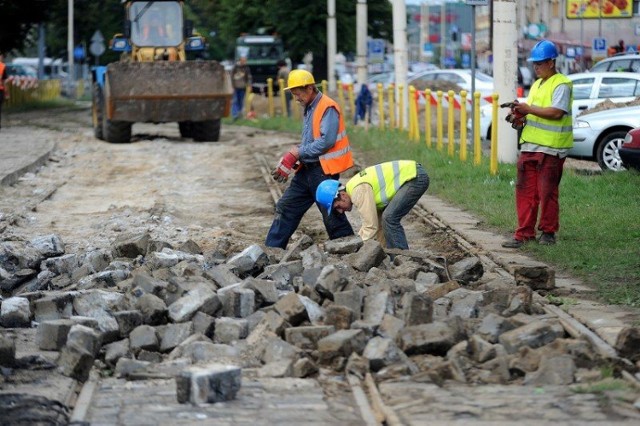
316 160 429 250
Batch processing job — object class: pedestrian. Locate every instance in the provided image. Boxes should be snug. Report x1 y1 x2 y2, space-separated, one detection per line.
501 40 573 248
265 69 355 249
316 160 429 250
354 83 372 125
0 53 7 131
231 56 252 121
276 60 291 117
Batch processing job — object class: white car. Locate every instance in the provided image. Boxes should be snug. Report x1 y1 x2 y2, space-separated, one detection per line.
477 71 640 142
408 69 494 98
571 105 640 171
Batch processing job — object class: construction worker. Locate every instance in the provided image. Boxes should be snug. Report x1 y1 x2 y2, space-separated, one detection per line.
265 69 354 249
0 53 7 131
502 40 573 248
316 160 429 250
140 10 167 45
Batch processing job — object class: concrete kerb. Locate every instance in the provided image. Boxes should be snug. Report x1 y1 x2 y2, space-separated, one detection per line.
417 194 640 351
0 132 57 187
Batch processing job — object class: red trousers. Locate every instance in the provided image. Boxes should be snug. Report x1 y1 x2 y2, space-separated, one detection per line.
514 151 565 241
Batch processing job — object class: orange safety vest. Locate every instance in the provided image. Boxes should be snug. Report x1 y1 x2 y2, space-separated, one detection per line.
0 62 5 91
312 94 354 175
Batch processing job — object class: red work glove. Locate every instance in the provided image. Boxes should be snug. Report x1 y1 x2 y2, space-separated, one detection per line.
271 152 299 183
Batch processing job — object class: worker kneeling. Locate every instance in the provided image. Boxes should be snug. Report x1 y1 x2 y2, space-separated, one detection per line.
316 160 429 250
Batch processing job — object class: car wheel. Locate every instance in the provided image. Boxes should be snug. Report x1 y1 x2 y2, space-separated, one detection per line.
596 130 627 171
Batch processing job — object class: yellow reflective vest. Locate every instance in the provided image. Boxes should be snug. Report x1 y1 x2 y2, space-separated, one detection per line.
521 73 573 149
345 160 418 209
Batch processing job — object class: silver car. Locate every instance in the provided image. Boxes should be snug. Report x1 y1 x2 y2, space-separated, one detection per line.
572 105 640 171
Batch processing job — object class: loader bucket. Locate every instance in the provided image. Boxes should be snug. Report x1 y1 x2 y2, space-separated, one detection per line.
104 61 232 123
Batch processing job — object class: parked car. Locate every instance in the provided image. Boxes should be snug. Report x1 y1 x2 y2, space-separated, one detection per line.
620 127 640 171
476 72 640 155
408 69 494 98
571 105 640 171
590 52 640 73
5 63 38 78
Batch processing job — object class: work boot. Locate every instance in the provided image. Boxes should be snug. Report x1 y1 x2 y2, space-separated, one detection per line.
501 238 526 249
538 232 556 245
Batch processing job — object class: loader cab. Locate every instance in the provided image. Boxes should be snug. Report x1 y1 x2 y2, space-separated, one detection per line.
128 1 183 47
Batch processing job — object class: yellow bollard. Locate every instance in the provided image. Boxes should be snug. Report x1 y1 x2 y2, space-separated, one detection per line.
408 86 415 140
337 80 346 117
267 78 274 117
436 91 444 152
490 93 499 175
411 86 420 141
347 83 355 121
424 89 432 148
279 78 286 117
447 90 455 157
377 83 385 130
473 92 482 165
388 84 395 130
398 84 404 130
322 80 328 95
244 84 252 117
460 90 468 162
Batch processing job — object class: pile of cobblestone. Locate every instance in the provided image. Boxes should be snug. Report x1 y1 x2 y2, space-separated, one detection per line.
0 232 634 404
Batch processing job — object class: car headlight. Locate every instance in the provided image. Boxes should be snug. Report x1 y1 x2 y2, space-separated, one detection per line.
573 120 590 129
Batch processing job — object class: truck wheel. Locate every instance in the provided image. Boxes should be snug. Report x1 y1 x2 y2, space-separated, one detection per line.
191 119 221 142
92 83 104 140
178 121 193 138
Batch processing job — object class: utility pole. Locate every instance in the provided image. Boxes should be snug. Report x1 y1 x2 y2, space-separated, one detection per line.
356 0 368 88
67 0 75 96
391 0 409 129
440 1 446 69
493 0 518 163
327 0 337 92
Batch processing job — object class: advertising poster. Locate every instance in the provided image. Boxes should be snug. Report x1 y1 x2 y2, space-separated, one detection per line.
567 0 632 18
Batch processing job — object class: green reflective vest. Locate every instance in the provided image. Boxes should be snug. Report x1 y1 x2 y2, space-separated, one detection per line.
521 73 573 149
345 160 418 209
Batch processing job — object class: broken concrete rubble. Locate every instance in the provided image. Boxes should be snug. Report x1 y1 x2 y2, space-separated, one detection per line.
0 231 633 396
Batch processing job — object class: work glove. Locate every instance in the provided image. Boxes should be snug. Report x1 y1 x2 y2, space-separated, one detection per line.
271 152 299 183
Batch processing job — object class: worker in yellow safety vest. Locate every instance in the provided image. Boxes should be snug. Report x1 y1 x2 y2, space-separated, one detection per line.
501 39 573 249
316 160 430 250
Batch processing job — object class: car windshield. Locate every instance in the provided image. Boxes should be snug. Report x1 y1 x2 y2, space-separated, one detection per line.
130 1 183 47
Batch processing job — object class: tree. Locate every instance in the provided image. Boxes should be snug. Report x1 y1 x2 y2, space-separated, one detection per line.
0 0 48 54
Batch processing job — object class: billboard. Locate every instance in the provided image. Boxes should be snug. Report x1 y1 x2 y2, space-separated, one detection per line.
567 0 632 19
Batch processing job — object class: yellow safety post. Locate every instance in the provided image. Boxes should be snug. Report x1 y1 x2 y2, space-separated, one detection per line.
460 90 468 162
447 90 455 157
322 80 328 95
244 84 252 118
337 80 346 117
473 92 482 165
398 84 404 130
436 91 444 152
377 83 385 130
411 86 420 141
279 78 286 117
424 89 432 148
267 78 274 117
490 93 499 175
347 83 355 121
388 84 395 130
408 86 415 140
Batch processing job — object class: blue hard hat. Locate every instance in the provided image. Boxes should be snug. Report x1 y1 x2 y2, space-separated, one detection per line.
527 40 558 62
316 180 341 214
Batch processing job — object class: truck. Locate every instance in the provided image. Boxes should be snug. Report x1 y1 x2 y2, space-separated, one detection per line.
235 34 286 93
92 0 233 143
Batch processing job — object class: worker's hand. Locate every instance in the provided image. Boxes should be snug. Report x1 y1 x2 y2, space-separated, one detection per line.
271 152 299 183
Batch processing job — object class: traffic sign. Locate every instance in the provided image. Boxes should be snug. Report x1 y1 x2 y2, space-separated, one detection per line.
627 45 637 53
592 37 607 53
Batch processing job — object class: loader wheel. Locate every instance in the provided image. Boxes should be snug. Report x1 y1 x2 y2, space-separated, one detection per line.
103 117 132 143
178 121 193 138
92 83 104 140
191 119 221 142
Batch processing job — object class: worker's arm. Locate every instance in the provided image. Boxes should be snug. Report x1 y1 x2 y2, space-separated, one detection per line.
297 107 338 161
350 183 379 241
515 83 570 120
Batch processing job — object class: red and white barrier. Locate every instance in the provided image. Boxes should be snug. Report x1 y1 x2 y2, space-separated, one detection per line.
7 75 39 90
415 90 495 110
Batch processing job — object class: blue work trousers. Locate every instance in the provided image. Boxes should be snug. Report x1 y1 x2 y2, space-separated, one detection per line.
265 163 354 249
232 88 246 119
381 164 430 249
